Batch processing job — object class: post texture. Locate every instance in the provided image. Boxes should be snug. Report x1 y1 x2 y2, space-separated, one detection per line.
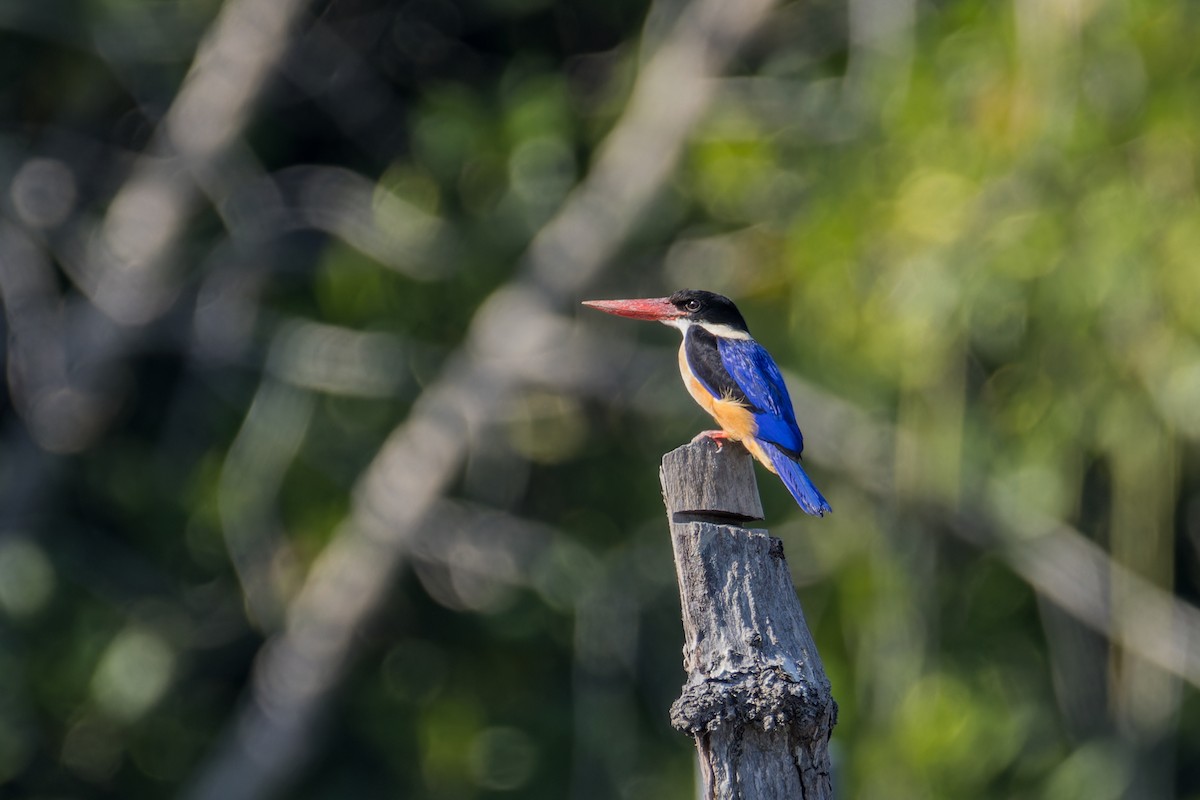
660 438 837 800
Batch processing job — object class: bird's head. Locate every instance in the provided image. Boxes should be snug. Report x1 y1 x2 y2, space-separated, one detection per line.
582 289 749 337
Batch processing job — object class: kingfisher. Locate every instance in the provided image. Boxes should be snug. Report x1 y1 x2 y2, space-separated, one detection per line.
583 289 831 517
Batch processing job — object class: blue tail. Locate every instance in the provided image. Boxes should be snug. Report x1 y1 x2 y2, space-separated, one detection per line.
760 441 832 517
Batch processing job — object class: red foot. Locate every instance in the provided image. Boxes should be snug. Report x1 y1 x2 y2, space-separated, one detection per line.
691 430 731 450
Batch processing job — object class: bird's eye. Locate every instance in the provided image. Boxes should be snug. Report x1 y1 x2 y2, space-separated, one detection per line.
685 299 701 312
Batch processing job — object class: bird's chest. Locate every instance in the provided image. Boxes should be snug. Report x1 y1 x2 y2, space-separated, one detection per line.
678 343 718 414
677 341 757 441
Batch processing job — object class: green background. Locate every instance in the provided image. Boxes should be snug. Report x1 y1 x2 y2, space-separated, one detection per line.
1 0 1199 797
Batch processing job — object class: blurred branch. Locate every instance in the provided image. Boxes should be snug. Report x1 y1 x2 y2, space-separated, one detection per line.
844 0 915 112
0 221 115 453
182 0 782 796
270 166 454 280
526 0 775 299
265 318 419 398
218 379 315 629
954 510 1200 690
73 0 309 325
409 500 558 612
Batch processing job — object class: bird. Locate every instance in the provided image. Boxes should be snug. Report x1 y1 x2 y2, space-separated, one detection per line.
582 289 831 517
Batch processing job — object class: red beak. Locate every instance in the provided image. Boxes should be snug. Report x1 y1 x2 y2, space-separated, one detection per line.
581 297 681 322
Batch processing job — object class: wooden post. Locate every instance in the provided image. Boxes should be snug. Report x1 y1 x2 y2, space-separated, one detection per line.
660 438 837 800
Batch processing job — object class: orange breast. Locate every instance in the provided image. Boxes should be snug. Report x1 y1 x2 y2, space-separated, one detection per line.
677 343 759 443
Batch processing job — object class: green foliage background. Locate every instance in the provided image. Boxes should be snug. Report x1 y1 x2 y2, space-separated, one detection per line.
1 0 1199 798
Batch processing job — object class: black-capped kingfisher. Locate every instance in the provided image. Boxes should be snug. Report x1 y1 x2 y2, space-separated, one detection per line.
583 289 831 517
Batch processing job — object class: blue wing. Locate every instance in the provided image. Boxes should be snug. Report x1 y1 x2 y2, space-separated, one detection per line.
716 337 805 456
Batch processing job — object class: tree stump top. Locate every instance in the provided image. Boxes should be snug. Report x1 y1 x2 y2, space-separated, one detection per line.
660 437 764 522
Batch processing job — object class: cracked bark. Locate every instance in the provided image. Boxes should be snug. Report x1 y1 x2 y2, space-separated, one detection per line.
660 439 836 800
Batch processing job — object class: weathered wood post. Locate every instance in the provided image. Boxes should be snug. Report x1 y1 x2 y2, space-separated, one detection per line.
660 438 837 799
